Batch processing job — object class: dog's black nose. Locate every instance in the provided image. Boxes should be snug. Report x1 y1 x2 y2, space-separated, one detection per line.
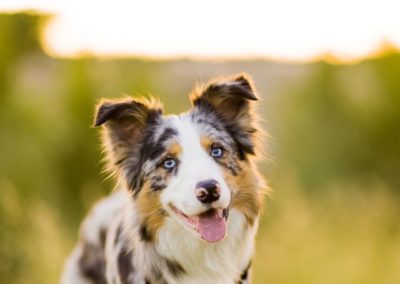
195 179 221 204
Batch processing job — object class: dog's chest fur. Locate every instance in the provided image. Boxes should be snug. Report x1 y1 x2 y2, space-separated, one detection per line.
64 191 255 284
155 210 255 283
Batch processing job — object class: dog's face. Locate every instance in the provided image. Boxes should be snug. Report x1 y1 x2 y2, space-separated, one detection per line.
94 74 264 243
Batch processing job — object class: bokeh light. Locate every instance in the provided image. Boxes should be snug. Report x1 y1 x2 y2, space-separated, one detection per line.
1 0 400 61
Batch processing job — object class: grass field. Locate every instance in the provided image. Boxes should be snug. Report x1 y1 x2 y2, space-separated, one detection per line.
254 183 400 284
3 177 400 284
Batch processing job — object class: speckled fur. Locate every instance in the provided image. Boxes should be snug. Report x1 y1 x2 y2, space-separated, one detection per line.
61 74 267 284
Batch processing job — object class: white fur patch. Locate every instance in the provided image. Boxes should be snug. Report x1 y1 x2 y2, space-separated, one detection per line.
156 209 256 284
82 190 128 245
161 114 231 218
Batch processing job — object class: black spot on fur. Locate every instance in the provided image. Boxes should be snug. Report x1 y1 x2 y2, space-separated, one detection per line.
144 267 168 284
139 224 152 242
79 242 106 284
145 127 178 163
130 125 178 196
149 174 167 191
114 224 123 246
153 175 163 182
145 127 177 161
150 183 167 191
158 127 178 146
99 228 107 249
240 267 249 280
238 261 251 283
117 249 133 284
147 144 166 162
165 258 185 277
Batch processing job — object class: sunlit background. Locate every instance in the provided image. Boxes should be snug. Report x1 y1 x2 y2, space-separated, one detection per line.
0 1 400 284
2 0 400 61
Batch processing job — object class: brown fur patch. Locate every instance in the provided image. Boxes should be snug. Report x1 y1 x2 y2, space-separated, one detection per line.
200 136 212 150
167 142 182 157
135 181 167 241
229 159 265 225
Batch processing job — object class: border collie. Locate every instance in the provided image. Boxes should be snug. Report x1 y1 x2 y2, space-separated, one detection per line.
62 74 266 284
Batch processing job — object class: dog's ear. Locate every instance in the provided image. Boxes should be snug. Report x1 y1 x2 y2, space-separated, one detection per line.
191 74 260 158
94 97 163 145
94 97 163 189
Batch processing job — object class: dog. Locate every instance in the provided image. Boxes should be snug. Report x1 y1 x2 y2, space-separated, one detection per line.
61 74 266 284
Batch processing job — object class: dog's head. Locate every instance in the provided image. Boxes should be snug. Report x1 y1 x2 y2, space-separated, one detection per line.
94 74 264 243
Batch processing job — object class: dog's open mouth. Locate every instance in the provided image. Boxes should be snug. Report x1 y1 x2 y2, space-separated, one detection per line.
171 205 229 242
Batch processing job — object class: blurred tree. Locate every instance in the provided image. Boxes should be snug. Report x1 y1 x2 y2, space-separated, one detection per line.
0 12 47 101
276 57 400 192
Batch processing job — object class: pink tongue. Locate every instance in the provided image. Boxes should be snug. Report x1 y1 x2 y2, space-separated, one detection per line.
198 210 226 242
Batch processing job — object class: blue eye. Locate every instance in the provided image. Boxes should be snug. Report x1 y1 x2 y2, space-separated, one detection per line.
211 146 223 158
162 158 176 169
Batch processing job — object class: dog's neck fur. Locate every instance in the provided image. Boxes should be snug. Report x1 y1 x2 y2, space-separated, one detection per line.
124 202 256 284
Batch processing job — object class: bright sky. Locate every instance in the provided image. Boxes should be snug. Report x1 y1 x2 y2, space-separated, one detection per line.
1 0 400 61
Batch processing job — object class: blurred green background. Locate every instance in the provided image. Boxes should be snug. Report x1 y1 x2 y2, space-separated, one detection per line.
1 13 400 284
